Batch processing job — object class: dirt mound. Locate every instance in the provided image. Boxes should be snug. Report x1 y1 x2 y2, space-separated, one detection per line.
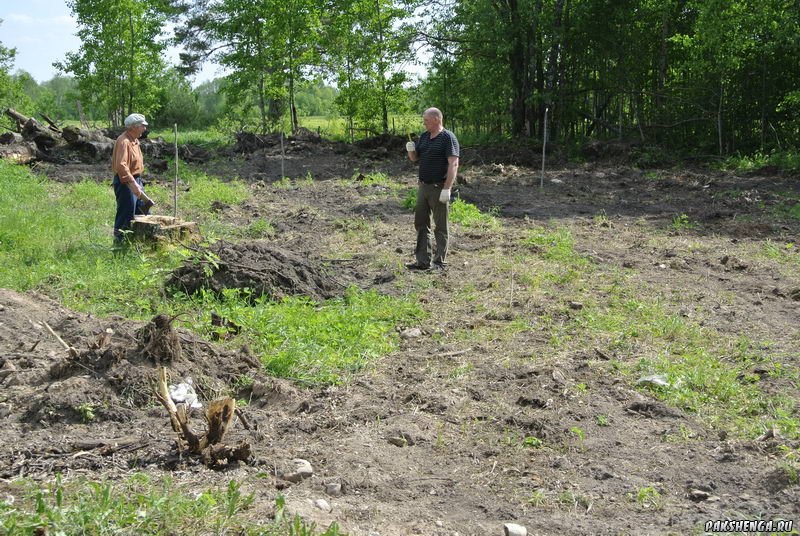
166 241 342 302
353 133 407 150
0 289 265 429
463 142 563 167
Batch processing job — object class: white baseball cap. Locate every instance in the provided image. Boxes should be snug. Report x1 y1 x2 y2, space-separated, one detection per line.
124 113 148 128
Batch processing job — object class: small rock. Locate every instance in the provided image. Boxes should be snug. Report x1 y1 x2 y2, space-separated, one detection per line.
313 498 332 513
568 301 583 310
388 432 415 447
400 327 422 339
504 523 528 536
395 247 403 254
791 288 800 301
551 368 567 385
293 458 314 478
622 261 634 268
0 304 5 312
325 482 342 497
636 375 670 388
283 459 314 482
688 489 718 502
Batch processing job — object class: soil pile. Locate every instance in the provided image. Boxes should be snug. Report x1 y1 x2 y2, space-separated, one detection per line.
167 241 342 302
0 289 262 431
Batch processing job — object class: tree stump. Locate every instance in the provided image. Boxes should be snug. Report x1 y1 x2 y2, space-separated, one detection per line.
154 367 251 466
131 215 200 243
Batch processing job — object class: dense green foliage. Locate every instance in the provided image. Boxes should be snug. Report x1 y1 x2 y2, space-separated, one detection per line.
56 0 170 125
6 1 800 155
419 0 800 154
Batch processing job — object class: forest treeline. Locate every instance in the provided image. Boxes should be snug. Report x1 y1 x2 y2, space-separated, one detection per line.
1 0 799 156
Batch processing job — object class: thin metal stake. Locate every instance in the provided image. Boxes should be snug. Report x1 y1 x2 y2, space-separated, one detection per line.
173 123 178 218
541 106 549 189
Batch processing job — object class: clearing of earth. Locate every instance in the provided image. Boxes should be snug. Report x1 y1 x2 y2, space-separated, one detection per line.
0 136 798 535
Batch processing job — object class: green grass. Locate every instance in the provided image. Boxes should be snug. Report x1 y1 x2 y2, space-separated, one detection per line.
0 474 340 535
400 191 501 229
570 289 799 438
487 221 800 440
0 162 422 385
146 128 232 149
179 287 424 384
298 114 420 141
0 161 251 318
721 149 800 172
450 199 501 229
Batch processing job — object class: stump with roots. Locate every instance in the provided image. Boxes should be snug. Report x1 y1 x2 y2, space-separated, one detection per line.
131 215 200 244
155 367 251 466
138 314 182 364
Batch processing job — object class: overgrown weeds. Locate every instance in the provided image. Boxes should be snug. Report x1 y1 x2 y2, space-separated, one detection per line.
0 474 340 535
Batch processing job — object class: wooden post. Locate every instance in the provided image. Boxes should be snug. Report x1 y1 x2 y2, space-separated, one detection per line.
540 106 549 189
173 124 178 218
280 132 285 179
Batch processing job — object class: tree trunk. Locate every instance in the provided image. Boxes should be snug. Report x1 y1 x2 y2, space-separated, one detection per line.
545 0 565 141
506 0 529 137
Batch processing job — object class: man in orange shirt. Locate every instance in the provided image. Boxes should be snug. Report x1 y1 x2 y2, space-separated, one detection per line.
112 113 155 242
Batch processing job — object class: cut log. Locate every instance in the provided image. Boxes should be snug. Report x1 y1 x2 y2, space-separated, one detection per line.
131 215 200 243
0 132 24 145
0 142 38 164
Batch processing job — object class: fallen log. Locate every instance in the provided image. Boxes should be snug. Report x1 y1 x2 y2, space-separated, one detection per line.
0 142 38 164
40 113 62 133
62 125 113 144
22 118 61 150
71 140 115 160
0 132 23 145
4 107 29 129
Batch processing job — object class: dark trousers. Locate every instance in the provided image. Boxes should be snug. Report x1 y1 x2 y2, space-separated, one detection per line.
113 174 148 240
414 181 449 266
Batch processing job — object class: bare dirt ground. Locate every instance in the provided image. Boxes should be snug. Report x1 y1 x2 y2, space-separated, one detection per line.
1 141 799 535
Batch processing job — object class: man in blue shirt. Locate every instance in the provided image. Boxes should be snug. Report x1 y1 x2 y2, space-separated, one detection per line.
405 107 460 271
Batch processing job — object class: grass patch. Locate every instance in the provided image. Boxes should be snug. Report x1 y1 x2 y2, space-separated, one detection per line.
522 225 591 267
0 161 256 318
400 191 501 230
571 289 799 439
0 474 340 535
401 187 417 210
179 287 424 384
721 150 800 172
162 166 250 216
146 128 232 149
450 199 500 229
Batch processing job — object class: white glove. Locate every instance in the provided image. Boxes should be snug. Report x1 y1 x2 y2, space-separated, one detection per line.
439 188 451 203
406 141 416 152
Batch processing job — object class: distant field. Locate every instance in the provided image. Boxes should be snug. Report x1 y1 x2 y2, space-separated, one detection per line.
60 115 422 143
